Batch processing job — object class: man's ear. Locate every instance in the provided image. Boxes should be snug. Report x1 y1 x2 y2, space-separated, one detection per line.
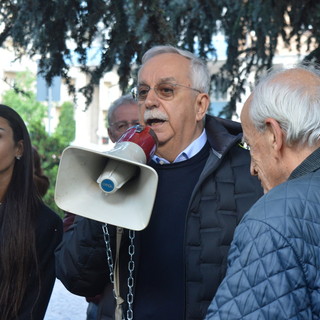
265 118 284 151
195 93 210 121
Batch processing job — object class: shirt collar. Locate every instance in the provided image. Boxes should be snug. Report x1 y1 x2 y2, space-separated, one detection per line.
152 129 207 164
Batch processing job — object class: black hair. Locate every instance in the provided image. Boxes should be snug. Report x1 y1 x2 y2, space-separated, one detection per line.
0 104 41 319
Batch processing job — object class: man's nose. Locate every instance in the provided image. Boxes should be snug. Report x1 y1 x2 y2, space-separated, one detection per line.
144 88 159 110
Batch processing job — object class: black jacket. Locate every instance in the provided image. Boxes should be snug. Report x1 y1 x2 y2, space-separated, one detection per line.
19 203 63 319
55 115 263 320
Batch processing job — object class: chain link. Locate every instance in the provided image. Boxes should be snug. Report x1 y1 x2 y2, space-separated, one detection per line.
102 224 136 320
127 230 135 320
102 224 116 297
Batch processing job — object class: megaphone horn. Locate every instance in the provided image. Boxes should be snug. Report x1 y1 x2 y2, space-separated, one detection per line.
55 125 159 231
96 125 157 194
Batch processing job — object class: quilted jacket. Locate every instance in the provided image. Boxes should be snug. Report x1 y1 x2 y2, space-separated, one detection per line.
55 115 263 320
205 148 320 319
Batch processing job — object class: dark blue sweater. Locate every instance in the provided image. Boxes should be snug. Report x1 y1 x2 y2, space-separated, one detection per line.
133 143 210 320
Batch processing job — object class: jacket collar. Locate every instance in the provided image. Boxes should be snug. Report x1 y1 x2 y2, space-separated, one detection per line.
289 147 320 180
205 115 243 156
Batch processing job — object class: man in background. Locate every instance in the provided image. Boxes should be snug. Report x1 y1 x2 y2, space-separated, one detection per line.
206 64 320 319
107 94 140 143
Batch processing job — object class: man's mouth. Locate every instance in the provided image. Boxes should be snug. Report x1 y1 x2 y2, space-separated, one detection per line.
146 118 166 126
144 110 168 127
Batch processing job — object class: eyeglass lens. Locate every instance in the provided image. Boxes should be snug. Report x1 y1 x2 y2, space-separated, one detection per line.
113 120 139 132
138 83 176 101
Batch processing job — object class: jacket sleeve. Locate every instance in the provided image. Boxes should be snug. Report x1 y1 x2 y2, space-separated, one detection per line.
205 218 309 319
55 216 113 297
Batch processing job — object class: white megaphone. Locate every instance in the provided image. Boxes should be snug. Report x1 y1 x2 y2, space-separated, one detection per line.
54 125 158 231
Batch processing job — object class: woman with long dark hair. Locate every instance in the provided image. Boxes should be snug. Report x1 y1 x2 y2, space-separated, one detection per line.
0 104 62 319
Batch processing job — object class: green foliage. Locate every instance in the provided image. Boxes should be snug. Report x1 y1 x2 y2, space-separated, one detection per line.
53 101 76 145
2 71 47 124
1 71 75 217
0 0 319 117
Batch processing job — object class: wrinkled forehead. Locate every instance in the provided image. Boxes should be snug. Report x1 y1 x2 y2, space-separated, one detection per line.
112 103 139 123
138 53 191 84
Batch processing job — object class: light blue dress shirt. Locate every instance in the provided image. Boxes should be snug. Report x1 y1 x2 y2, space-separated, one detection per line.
152 129 208 164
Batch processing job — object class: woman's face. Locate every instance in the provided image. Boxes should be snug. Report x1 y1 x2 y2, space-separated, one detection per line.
0 117 22 178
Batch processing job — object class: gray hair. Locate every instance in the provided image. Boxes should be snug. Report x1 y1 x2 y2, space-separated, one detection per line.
139 45 210 94
107 94 137 126
250 63 320 147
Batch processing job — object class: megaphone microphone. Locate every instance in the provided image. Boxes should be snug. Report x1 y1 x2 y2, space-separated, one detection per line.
55 125 159 230
97 125 157 194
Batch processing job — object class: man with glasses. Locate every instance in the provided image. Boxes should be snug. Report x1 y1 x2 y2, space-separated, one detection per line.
55 45 263 320
107 94 140 143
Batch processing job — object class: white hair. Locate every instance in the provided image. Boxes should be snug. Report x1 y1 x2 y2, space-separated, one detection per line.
107 94 137 126
250 63 320 147
139 45 210 94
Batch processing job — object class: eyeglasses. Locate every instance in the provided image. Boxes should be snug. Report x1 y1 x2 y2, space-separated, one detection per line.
238 141 251 151
131 82 201 101
110 120 140 133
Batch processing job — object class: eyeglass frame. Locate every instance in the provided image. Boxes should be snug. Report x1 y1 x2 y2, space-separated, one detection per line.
238 140 251 151
109 120 140 133
131 82 202 101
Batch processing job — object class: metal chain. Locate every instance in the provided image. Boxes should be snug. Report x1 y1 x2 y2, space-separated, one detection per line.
127 230 135 320
102 224 115 290
102 223 136 320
